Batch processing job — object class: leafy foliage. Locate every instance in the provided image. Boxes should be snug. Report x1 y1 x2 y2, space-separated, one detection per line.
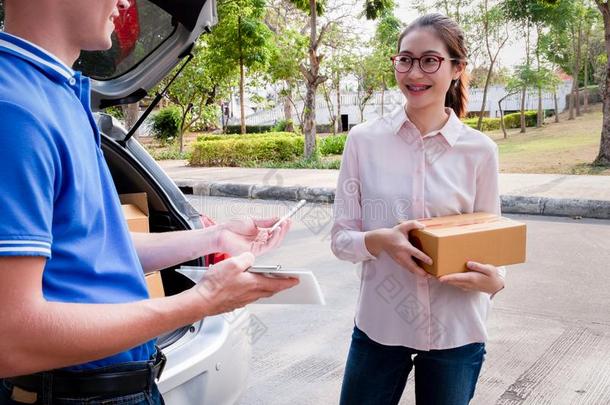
190 133 304 166
151 106 182 143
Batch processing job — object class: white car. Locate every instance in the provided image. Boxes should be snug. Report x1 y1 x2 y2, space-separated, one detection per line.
2 0 252 403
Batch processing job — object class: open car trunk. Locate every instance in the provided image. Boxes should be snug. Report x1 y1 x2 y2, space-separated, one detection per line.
99 114 204 349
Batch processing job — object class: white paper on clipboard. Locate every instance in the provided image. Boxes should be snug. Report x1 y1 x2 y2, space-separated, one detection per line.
176 266 326 305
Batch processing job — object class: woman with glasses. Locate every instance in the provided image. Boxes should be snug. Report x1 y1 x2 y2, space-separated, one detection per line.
331 13 505 405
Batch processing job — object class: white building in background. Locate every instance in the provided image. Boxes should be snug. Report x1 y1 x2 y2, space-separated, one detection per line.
228 79 574 130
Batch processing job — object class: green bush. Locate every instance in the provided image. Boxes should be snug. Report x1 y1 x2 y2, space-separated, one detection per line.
225 124 274 134
319 134 347 155
104 106 124 121
271 119 294 132
152 106 182 143
460 111 538 131
189 105 221 132
503 111 537 129
462 117 502 131
196 132 298 142
190 134 304 166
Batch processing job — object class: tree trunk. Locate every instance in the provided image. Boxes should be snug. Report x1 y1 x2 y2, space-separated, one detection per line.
594 1 610 166
381 84 385 116
321 83 336 135
336 73 341 133
303 85 317 157
584 64 589 113
575 23 583 117
122 102 140 139
553 90 559 123
584 30 590 113
499 99 508 139
238 16 246 135
568 82 575 120
301 0 325 159
478 63 494 130
178 105 188 154
520 85 527 133
283 83 294 132
536 25 543 128
569 22 580 120
520 24 530 133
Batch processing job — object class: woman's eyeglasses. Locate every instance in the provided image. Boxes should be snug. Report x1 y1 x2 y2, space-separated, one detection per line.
390 54 462 74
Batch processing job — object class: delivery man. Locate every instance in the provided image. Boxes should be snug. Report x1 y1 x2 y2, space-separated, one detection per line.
0 1 297 403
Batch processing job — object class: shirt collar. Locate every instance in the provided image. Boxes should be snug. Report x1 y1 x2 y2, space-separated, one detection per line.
390 104 463 147
0 32 75 82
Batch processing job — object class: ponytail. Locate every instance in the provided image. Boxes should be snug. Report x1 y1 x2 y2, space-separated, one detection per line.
445 69 469 118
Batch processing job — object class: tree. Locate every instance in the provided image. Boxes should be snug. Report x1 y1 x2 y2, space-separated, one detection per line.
287 0 394 158
267 28 308 132
502 0 559 132
265 0 309 132
353 51 386 122
412 0 469 24
121 103 140 139
372 9 401 115
321 47 355 134
161 39 235 152
475 0 510 130
208 0 275 134
593 1 610 165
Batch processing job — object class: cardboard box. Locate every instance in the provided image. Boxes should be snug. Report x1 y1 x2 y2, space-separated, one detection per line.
409 212 526 277
119 193 149 233
145 272 165 299
119 193 165 298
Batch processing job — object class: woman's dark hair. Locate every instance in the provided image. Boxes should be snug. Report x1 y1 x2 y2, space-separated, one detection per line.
397 13 469 118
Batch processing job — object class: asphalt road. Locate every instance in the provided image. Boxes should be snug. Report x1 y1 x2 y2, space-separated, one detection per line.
186 196 610 405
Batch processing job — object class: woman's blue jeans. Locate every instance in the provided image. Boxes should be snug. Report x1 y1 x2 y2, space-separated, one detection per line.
340 326 485 405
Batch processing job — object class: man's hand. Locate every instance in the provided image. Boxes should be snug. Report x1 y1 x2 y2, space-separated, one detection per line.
217 217 291 257
188 252 299 316
365 221 433 278
438 261 505 295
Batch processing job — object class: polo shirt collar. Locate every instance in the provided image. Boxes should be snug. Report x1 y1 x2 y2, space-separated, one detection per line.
0 32 75 83
390 104 463 147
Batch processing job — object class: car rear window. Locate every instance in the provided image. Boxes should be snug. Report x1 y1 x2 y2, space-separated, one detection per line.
74 0 176 80
0 1 176 81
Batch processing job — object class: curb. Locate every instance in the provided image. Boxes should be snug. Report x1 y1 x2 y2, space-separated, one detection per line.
175 180 610 220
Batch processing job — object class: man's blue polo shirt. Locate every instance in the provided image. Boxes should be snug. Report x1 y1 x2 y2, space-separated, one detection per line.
0 32 155 370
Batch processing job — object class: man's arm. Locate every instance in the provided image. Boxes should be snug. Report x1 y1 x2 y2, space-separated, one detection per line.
0 253 297 378
130 227 220 274
131 217 291 274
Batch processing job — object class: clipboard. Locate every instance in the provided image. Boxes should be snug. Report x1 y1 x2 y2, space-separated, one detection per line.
176 266 326 305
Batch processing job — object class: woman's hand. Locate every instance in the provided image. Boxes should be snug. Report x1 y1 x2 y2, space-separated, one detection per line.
217 217 290 257
365 220 433 278
438 261 504 296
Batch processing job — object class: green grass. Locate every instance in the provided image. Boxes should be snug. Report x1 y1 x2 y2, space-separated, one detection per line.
483 105 609 175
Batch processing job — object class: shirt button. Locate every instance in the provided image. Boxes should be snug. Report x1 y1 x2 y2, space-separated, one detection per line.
69 78 77 86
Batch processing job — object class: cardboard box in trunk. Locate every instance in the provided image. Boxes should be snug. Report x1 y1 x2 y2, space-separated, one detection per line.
409 212 526 277
119 193 165 298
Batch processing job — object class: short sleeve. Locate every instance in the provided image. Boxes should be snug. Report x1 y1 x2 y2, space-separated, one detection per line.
0 101 58 258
